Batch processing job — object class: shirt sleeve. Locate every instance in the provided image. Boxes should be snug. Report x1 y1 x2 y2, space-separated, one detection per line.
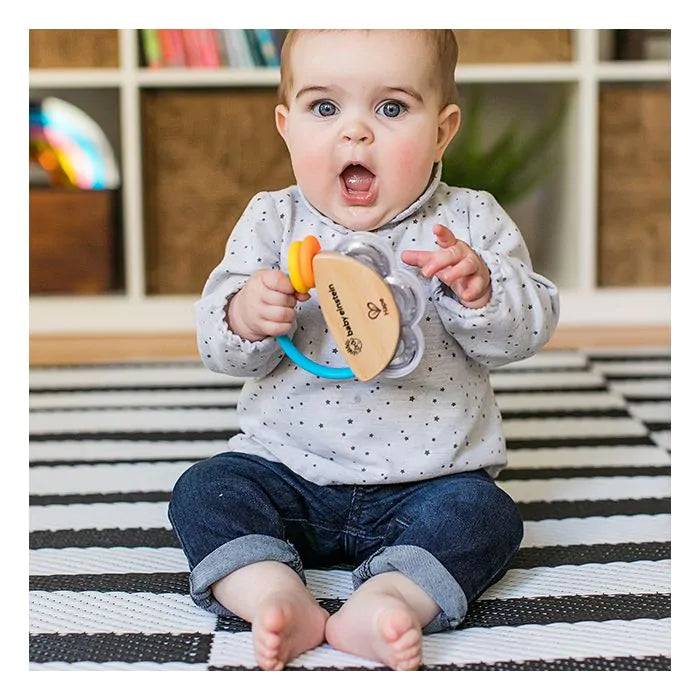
432 190 560 369
193 191 291 378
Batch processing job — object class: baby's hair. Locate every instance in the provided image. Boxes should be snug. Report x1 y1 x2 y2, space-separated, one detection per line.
278 29 459 108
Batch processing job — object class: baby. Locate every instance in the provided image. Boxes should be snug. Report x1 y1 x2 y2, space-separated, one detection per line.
169 29 559 670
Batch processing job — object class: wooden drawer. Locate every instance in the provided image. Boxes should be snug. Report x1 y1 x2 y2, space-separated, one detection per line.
597 85 670 287
453 30 572 63
29 29 120 69
30 189 119 294
141 88 293 294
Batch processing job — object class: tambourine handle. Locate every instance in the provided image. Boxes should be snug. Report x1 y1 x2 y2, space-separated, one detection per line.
277 235 357 379
277 335 355 380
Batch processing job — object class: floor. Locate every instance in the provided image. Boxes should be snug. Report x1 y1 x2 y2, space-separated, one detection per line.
29 345 671 669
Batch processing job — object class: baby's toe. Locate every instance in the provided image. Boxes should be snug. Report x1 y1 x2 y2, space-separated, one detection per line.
396 653 421 671
394 627 421 652
254 626 284 669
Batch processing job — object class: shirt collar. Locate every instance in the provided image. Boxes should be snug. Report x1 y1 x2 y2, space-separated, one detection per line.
296 162 443 235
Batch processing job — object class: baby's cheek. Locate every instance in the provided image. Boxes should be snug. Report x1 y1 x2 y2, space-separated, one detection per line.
394 141 434 185
293 151 322 179
395 144 421 173
292 152 333 198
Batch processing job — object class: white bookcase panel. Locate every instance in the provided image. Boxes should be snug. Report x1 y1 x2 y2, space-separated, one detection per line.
29 29 671 332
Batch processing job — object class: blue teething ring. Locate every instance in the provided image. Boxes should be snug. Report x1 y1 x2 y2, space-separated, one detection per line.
277 335 356 380
277 235 356 380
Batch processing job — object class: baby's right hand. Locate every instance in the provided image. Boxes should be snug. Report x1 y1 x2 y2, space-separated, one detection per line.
227 269 310 342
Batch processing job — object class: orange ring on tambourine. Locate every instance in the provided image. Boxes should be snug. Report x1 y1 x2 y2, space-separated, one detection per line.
300 235 320 290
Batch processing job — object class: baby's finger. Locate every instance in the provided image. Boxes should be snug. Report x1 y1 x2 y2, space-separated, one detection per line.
261 287 297 308
260 304 296 325
449 276 469 299
420 246 463 278
433 224 458 248
457 274 491 304
257 319 295 338
401 249 434 268
262 269 296 295
434 224 479 260
439 256 479 286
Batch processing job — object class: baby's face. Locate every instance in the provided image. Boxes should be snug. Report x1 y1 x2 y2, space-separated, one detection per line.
275 31 460 231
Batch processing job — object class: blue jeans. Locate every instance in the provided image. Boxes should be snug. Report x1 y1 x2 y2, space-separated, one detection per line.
168 452 523 633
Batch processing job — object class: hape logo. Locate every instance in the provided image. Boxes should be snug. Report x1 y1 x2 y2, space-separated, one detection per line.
367 298 389 320
367 302 381 320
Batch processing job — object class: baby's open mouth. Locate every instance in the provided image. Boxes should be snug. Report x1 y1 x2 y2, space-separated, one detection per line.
341 164 375 193
340 164 377 205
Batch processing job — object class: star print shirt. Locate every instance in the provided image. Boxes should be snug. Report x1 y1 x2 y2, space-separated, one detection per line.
194 164 559 485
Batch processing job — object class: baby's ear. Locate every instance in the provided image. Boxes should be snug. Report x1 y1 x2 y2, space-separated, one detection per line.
275 104 290 141
435 103 461 161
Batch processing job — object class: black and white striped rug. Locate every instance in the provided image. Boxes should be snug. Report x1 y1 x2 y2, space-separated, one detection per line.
29 347 671 670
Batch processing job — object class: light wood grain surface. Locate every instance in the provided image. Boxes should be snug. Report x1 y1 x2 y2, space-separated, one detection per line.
313 252 400 381
29 326 670 366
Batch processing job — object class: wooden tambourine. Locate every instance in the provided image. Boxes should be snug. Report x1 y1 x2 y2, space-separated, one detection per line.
277 233 425 382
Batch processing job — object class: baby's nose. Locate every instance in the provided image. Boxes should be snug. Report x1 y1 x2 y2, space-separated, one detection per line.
342 119 374 144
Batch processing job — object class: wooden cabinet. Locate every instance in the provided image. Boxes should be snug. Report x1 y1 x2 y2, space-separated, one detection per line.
29 189 119 293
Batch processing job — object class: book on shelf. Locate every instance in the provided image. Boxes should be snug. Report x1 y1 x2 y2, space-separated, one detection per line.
270 30 286 60
219 30 249 67
254 29 281 66
141 28 163 68
614 30 671 61
158 30 186 67
244 29 265 66
198 29 222 67
139 29 285 68
220 30 255 67
181 29 203 67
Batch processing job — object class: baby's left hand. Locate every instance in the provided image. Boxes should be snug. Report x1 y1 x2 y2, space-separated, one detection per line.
401 224 492 308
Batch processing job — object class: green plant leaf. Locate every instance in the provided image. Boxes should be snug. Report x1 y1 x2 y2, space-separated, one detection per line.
443 87 568 206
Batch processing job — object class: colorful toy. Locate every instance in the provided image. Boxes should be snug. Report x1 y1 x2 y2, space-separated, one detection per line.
29 98 120 190
277 233 425 381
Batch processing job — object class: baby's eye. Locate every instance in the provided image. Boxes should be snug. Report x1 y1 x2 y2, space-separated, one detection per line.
378 101 406 118
311 101 338 117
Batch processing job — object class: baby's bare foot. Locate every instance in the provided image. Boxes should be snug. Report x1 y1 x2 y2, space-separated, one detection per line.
252 593 329 670
325 592 423 670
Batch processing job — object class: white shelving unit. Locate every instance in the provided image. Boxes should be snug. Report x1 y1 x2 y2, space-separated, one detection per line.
29 29 671 334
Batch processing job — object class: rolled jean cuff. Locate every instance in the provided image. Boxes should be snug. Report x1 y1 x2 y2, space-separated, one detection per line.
189 534 305 616
352 544 468 634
